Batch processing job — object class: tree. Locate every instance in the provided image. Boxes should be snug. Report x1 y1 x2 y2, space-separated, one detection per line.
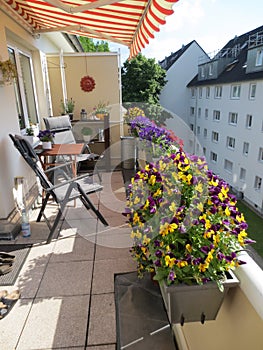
121 53 170 125
79 37 110 52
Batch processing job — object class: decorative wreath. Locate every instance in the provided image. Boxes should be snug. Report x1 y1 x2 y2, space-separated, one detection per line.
80 75 96 92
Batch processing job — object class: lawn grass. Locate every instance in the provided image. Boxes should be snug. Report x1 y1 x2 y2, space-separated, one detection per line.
237 200 263 258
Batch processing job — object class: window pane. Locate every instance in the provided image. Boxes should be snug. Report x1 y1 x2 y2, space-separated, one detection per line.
19 53 38 125
8 48 25 129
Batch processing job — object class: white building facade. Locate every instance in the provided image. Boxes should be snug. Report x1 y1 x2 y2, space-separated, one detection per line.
187 26 263 214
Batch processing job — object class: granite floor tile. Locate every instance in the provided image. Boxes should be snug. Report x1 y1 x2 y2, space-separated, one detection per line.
16 295 90 350
95 245 132 260
95 225 133 249
87 293 116 346
37 260 93 297
50 235 95 263
92 258 136 294
0 299 33 350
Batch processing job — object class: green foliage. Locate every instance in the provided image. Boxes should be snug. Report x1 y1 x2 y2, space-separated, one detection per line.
237 200 263 257
121 54 170 125
79 37 110 52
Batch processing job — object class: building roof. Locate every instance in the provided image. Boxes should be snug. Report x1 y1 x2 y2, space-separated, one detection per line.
159 41 194 70
159 40 207 71
188 25 263 87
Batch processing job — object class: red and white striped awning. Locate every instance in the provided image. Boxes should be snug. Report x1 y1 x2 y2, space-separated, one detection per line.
1 0 179 58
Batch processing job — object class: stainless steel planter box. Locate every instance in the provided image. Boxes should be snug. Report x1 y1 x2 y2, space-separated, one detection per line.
159 271 239 325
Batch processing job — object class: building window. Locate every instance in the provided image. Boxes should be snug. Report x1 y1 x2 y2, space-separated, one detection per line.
190 107 195 116
246 114 253 128
240 168 246 181
210 152 217 163
8 46 38 130
243 142 249 156
230 84 241 99
203 147 206 155
229 112 238 125
197 126 201 135
227 136 235 149
249 83 256 99
256 49 263 66
198 107 201 118
215 86 222 98
209 63 213 76
258 147 263 162
206 87 210 98
200 66 205 77
212 131 219 143
254 176 262 190
199 87 202 98
190 124 194 131
203 128 208 138
205 108 208 119
224 159 233 173
213 110 220 121
191 88 196 98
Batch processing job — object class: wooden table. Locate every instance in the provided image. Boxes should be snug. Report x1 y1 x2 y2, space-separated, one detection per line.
38 143 84 176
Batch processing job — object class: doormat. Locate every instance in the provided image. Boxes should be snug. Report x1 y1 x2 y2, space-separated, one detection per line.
114 271 178 350
0 244 32 286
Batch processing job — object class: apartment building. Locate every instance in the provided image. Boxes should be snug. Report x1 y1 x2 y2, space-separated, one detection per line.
188 25 263 214
160 25 263 214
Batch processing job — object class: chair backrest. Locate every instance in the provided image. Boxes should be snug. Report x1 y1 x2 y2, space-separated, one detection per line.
9 134 54 193
44 116 76 144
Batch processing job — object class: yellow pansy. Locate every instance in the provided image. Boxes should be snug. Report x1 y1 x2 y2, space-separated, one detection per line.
225 207 231 216
186 244 192 252
177 260 188 268
165 255 176 267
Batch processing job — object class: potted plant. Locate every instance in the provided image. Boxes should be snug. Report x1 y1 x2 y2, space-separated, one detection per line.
61 98 75 120
38 129 54 149
124 149 255 324
0 59 17 85
81 126 93 142
93 101 109 120
24 124 36 145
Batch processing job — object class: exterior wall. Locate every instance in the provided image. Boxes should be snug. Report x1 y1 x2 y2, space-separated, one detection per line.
0 9 76 236
159 42 206 126
47 52 122 167
189 80 263 213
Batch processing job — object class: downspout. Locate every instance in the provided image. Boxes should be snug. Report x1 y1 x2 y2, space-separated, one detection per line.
60 50 67 104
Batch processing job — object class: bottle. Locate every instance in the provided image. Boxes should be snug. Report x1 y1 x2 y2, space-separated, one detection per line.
21 209 31 237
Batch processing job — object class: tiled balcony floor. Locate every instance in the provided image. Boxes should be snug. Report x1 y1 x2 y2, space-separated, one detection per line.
0 171 137 350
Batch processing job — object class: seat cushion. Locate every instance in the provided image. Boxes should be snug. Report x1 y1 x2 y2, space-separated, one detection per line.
44 115 72 132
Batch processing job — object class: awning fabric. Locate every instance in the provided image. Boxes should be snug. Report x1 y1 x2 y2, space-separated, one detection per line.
1 0 179 58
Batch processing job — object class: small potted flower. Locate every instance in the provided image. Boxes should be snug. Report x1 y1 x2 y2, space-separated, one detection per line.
61 98 75 120
38 129 54 149
24 124 37 146
93 101 109 120
124 149 255 324
81 126 93 142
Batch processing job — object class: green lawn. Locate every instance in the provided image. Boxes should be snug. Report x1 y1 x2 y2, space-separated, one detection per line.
237 200 263 258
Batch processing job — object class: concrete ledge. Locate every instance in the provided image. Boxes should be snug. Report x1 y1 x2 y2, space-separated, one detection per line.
235 251 263 320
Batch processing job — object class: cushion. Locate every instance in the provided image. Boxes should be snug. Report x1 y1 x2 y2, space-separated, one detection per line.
44 115 72 132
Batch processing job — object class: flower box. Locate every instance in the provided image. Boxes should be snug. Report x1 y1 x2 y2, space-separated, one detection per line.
159 270 239 325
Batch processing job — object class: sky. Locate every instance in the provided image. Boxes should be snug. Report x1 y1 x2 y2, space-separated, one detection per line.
109 0 263 64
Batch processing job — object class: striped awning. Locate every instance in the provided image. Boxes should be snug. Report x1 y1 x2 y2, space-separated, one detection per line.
1 0 179 58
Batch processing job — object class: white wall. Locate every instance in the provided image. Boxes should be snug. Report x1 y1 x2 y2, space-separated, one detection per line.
160 42 206 126
0 9 75 220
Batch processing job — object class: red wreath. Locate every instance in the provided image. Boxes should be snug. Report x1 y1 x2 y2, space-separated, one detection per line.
80 75 96 92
